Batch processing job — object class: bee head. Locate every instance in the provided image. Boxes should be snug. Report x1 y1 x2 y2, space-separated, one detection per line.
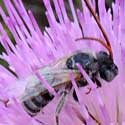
96 51 118 82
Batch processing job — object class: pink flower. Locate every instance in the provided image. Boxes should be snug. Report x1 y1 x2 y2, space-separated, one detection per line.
0 0 124 125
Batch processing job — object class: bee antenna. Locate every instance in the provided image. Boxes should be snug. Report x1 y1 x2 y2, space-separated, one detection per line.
81 0 113 57
75 36 113 58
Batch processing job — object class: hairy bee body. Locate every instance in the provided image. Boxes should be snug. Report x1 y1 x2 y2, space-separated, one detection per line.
22 50 118 116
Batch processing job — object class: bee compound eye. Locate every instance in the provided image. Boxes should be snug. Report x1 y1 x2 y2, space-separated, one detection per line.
97 51 108 58
96 51 111 63
99 64 118 82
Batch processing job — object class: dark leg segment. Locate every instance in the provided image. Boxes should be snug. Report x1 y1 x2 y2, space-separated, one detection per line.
55 90 69 125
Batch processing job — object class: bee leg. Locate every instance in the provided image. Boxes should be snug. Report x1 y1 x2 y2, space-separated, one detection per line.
55 90 69 125
0 99 9 107
85 78 101 94
85 87 92 94
85 77 101 94
93 78 102 88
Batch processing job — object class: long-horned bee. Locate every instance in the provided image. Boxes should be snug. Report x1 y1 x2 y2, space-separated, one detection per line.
21 0 119 125
21 50 118 123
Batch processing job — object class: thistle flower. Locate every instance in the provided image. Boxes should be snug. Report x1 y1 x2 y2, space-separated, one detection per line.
0 0 124 125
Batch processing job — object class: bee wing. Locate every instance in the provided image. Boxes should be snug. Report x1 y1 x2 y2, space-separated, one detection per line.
39 66 80 86
21 75 45 101
22 67 80 101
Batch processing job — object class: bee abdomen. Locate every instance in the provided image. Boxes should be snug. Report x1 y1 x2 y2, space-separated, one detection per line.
31 96 43 107
23 93 54 116
23 99 40 116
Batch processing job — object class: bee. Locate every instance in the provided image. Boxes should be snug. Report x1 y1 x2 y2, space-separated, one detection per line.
21 50 118 122
21 0 119 125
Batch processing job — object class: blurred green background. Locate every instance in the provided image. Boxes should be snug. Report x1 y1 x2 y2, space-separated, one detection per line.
0 0 114 68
